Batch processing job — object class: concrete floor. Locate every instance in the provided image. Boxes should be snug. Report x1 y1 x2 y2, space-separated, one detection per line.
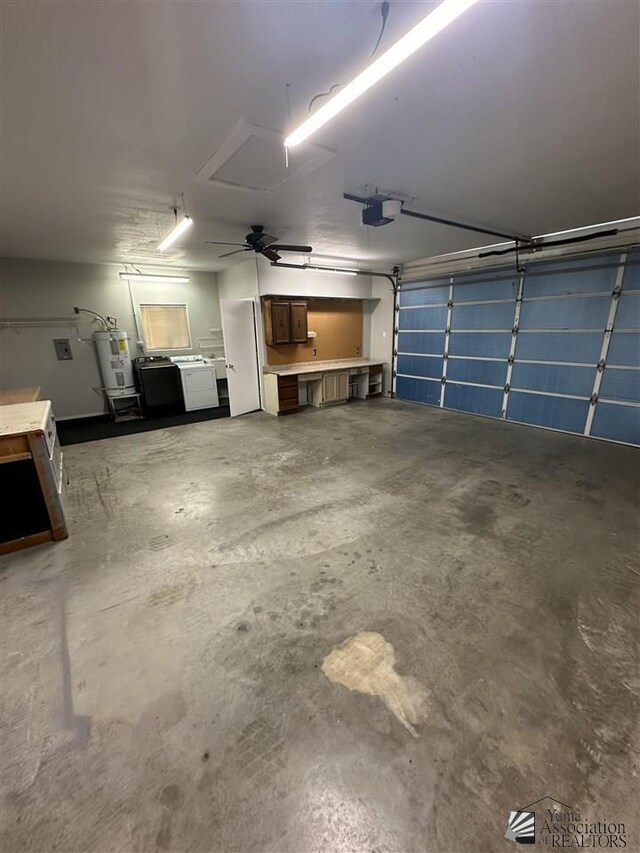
1 398 638 853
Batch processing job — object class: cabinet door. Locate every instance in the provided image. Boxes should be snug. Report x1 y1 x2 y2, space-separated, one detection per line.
323 373 337 402
271 302 292 344
335 372 349 400
290 302 308 343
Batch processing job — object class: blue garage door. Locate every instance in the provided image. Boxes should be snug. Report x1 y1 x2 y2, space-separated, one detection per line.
396 248 640 446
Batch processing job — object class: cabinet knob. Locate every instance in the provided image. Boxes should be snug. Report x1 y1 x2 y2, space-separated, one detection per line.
227 363 234 369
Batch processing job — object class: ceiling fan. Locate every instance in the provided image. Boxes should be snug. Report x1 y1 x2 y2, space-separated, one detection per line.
207 225 312 262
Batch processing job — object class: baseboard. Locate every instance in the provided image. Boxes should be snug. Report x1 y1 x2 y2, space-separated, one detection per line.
58 410 106 421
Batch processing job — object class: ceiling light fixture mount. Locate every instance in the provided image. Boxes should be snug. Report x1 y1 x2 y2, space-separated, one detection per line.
157 205 193 253
284 0 478 149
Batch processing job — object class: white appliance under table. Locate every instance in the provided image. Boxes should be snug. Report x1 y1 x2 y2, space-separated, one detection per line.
170 356 219 411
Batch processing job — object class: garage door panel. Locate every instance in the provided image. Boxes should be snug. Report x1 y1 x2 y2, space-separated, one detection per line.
453 277 518 303
519 296 611 330
614 292 640 329
448 332 511 358
444 383 503 417
591 402 640 444
511 363 595 397
599 368 640 403
396 376 441 406
399 284 449 307
607 332 640 366
524 255 619 296
396 355 443 380
515 331 602 363
447 359 506 387
399 306 447 330
507 392 589 433
397 331 446 354
622 252 640 291
451 302 514 330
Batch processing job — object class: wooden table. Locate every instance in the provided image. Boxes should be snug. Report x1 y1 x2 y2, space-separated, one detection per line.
0 387 41 406
0 401 68 554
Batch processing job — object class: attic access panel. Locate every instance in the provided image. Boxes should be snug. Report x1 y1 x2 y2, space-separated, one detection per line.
196 121 336 193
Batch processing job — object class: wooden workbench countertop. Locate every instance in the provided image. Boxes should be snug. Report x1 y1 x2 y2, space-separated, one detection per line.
263 358 383 377
0 400 52 438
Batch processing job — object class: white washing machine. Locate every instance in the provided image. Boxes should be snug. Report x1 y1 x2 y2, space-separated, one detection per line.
170 355 219 411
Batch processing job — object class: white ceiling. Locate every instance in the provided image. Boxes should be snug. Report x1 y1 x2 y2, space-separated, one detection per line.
1 0 638 272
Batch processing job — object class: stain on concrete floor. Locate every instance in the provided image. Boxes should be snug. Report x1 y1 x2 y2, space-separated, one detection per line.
322 631 430 737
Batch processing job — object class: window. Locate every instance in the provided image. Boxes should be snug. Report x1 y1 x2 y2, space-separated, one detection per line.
139 304 191 351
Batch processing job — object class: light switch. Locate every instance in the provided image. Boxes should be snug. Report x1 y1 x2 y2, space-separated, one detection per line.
54 338 73 360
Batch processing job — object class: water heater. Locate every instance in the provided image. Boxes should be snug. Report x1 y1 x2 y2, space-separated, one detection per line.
93 330 136 398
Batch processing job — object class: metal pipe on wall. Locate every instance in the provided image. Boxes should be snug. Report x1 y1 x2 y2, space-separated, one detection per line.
127 278 145 352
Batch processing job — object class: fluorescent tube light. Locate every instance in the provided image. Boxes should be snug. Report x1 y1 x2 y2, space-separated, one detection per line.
119 273 190 283
157 215 193 252
284 0 478 148
307 266 358 276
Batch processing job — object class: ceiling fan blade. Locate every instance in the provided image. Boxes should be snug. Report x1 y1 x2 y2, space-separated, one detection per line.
271 244 313 253
206 241 248 247
219 248 250 258
261 247 281 262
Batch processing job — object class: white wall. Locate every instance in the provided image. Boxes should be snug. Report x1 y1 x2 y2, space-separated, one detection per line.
217 257 260 302
0 258 220 418
255 259 373 300
368 277 396 394
217 258 263 363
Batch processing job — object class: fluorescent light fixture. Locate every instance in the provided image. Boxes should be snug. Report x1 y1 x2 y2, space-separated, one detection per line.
284 0 478 148
306 265 358 276
119 273 190 283
157 215 193 252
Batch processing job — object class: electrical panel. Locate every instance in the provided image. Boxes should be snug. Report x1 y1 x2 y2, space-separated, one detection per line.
53 339 73 360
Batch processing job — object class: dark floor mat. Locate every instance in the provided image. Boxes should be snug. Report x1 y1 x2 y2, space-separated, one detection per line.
57 406 231 445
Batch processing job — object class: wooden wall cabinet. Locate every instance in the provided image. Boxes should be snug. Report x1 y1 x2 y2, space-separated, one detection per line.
271 301 292 345
264 299 308 345
290 302 308 343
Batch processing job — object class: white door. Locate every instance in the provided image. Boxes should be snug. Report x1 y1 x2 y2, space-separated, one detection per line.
220 299 262 417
